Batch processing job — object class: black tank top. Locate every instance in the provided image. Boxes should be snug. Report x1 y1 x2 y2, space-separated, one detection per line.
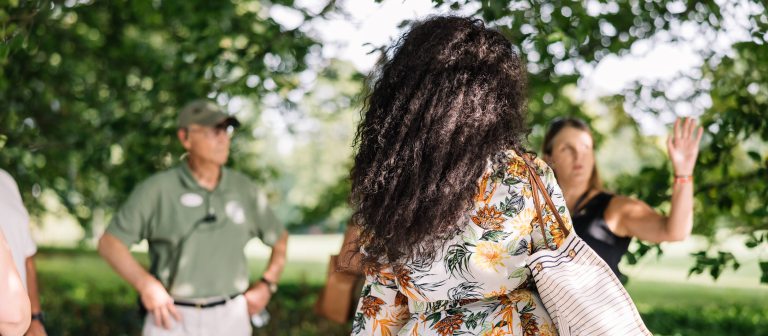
572 192 630 279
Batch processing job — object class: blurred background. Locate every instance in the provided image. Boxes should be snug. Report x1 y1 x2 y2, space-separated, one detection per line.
1 0 767 335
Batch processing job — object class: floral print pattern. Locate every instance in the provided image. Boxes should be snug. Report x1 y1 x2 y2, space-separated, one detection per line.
352 151 573 335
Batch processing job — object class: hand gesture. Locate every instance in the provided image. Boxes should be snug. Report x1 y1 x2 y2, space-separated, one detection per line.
667 117 703 176
139 277 182 329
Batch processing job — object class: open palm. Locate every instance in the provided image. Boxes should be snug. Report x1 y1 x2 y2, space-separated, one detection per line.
667 118 703 176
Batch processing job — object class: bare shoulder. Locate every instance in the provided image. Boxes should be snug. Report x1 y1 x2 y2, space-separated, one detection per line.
603 195 642 237
605 195 647 218
605 194 655 236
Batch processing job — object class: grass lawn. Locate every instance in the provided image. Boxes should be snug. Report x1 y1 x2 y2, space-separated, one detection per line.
34 245 768 336
626 280 768 336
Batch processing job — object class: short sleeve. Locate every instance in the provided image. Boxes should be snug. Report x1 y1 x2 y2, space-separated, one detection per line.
249 188 284 247
105 180 156 247
18 224 36 258
351 266 410 336
0 170 38 258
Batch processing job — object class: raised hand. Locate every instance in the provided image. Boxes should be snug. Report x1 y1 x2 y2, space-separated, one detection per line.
667 117 703 176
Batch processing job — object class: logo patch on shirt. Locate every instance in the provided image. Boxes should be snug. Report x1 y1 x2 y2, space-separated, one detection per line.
180 193 203 207
226 201 246 225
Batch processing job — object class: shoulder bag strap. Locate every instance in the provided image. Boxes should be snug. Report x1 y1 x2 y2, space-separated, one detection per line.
522 155 570 250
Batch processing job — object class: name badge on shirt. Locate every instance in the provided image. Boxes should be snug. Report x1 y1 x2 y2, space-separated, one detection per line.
226 201 246 225
180 193 203 207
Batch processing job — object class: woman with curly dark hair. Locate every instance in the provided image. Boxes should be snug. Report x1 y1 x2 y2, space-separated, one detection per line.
349 16 574 335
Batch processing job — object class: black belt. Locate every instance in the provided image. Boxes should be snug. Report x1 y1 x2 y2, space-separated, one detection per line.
174 293 241 309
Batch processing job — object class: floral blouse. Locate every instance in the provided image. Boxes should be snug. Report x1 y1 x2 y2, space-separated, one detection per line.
351 150 573 336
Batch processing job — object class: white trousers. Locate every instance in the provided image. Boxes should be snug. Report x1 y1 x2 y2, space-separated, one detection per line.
142 295 252 336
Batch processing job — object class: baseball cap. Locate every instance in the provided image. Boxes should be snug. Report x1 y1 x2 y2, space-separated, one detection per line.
177 100 241 129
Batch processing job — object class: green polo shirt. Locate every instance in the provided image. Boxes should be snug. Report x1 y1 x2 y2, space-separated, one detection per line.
106 162 284 299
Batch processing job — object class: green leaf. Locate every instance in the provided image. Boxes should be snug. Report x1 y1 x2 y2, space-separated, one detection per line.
747 151 761 162
463 228 479 245
547 32 565 42
446 308 464 316
710 265 722 279
444 244 472 278
625 253 637 265
465 311 487 330
425 312 442 326
371 283 387 296
745 233 760 248
352 313 365 334
760 261 768 284
507 267 528 280
508 239 529 256
480 230 511 242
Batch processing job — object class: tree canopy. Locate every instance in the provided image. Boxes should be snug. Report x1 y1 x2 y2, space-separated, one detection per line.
1 0 766 281
423 0 767 282
1 0 330 236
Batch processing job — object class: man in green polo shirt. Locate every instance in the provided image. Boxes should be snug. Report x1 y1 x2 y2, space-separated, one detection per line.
98 100 288 335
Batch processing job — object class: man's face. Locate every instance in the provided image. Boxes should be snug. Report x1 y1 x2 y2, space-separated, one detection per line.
178 122 234 166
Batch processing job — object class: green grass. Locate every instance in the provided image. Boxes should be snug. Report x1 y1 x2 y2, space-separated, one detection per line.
36 248 349 336
627 279 768 310
625 280 768 336
34 247 768 336
248 258 329 285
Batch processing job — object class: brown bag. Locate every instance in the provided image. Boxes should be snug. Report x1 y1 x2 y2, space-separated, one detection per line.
314 255 364 324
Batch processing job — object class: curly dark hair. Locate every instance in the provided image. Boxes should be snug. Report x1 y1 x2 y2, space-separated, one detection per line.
350 16 529 267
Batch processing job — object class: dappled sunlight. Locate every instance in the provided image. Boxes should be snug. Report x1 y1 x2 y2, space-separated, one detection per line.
1 0 766 334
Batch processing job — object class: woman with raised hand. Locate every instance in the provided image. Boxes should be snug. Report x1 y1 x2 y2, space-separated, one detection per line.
542 117 702 280
349 16 574 335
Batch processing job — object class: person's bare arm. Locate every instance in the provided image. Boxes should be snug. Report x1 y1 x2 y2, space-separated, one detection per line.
607 194 691 243
24 256 46 336
336 224 363 274
262 231 288 283
609 118 701 243
98 233 180 329
244 231 288 315
0 231 30 336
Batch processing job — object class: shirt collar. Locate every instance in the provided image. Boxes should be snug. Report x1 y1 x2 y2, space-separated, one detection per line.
178 160 229 192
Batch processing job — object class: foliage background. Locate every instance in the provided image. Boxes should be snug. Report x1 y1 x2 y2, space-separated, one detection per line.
1 2 768 333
